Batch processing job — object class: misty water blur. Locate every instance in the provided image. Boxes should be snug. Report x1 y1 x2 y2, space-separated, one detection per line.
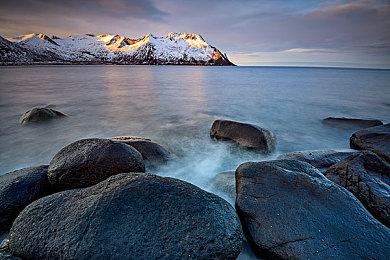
1 65 389 258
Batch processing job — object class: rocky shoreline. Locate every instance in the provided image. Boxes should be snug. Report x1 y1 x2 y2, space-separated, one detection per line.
1 113 390 259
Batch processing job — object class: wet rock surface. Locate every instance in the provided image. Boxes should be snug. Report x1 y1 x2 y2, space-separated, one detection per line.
111 136 172 167
325 151 390 227
19 107 67 125
235 159 390 259
9 173 243 259
350 123 390 163
277 149 359 172
210 120 275 153
0 165 50 231
48 138 145 190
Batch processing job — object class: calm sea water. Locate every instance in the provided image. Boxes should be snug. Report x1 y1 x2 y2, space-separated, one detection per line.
1 65 389 193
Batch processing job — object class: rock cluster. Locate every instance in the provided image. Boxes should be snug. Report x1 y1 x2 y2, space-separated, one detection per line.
236 159 390 259
1 117 389 259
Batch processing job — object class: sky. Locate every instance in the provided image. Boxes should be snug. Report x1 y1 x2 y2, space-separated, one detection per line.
0 0 389 68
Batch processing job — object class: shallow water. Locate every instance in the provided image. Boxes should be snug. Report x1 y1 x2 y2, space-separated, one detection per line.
1 65 389 258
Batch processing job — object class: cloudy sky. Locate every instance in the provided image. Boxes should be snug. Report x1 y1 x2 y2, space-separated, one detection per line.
1 0 389 68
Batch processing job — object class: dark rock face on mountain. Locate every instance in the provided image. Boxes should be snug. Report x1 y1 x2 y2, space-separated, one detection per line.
48 138 145 190
322 117 383 128
235 159 390 259
325 151 390 227
9 173 243 259
111 136 172 168
1 33 234 66
19 107 67 125
277 149 359 172
0 165 51 231
0 36 61 64
210 120 275 153
350 123 390 163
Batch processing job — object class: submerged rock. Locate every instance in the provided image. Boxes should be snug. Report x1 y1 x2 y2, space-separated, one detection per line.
48 138 145 190
111 136 172 167
325 151 390 227
19 107 67 125
235 159 390 259
9 173 243 259
350 123 390 163
210 120 275 153
322 117 383 128
277 149 359 172
211 171 235 199
0 165 50 231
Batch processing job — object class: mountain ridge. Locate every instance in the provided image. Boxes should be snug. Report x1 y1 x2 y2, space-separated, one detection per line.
0 32 235 66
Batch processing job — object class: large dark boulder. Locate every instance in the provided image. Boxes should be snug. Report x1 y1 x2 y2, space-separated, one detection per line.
325 151 390 227
350 123 390 163
210 120 275 153
19 107 67 125
210 171 235 199
322 117 383 128
0 166 51 231
9 173 243 259
48 138 145 190
235 159 390 259
277 149 359 172
111 136 172 167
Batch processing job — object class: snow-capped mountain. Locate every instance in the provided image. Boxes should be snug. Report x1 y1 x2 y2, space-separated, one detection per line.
0 32 234 65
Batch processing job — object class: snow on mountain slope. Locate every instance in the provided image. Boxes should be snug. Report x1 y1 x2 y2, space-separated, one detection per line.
1 32 234 65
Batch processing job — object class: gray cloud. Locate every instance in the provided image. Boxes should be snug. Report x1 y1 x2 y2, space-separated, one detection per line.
0 0 389 67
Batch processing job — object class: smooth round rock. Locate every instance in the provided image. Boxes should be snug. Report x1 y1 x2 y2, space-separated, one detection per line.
236 159 390 259
325 151 390 227
350 123 390 163
210 120 275 153
111 136 171 167
0 165 50 231
48 138 145 190
9 173 243 259
19 107 67 125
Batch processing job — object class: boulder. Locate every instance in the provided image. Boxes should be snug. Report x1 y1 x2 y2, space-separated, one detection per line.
111 136 171 167
210 120 275 153
235 159 390 259
9 173 243 259
19 107 67 125
350 123 390 163
48 138 145 190
0 165 51 231
322 117 383 128
210 171 235 199
325 151 390 227
277 149 359 172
